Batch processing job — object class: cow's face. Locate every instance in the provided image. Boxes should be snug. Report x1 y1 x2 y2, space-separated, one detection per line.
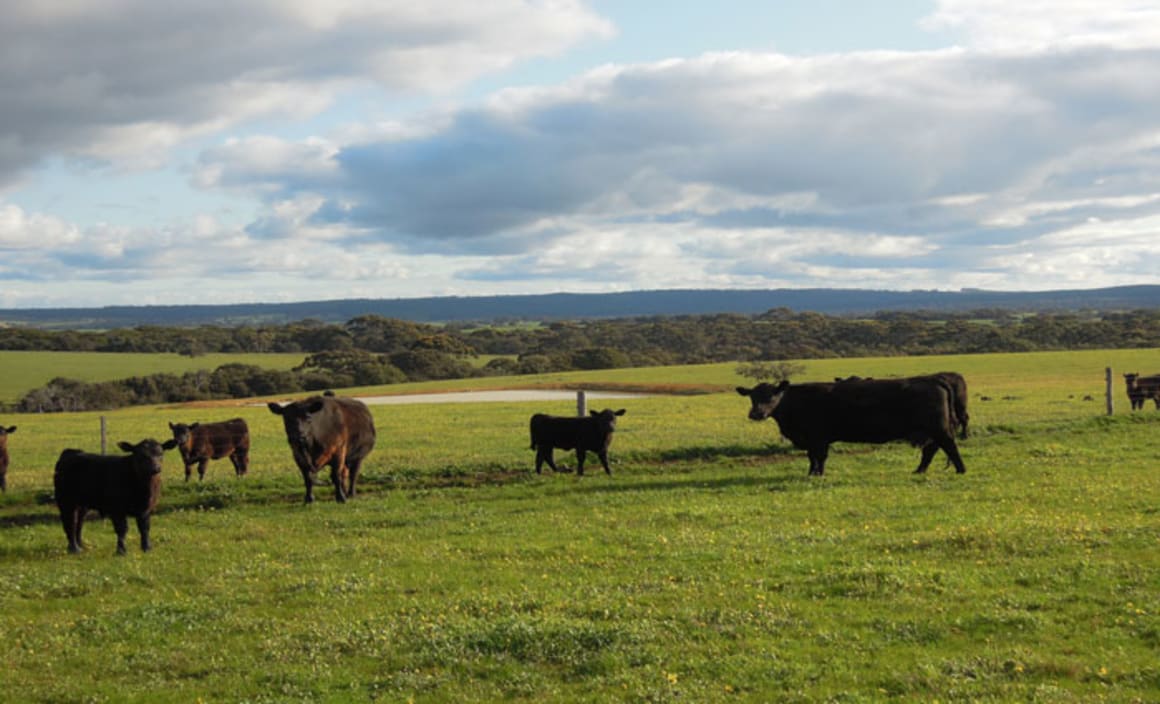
1124 373 1139 388
736 381 790 420
590 408 627 434
268 399 326 454
0 425 14 449
167 422 197 452
117 438 177 477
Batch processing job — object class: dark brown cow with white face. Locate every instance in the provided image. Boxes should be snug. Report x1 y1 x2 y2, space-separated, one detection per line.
53 439 177 555
267 395 376 503
0 424 16 492
737 377 965 476
168 418 250 481
1123 373 1160 410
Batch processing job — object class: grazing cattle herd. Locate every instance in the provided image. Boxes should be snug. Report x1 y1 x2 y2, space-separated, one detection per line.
0 366 1155 554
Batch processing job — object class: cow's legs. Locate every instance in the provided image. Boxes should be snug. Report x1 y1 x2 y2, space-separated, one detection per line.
807 446 828 475
74 509 86 551
301 468 316 504
136 514 152 552
914 443 939 473
111 514 130 555
596 450 612 475
232 449 249 476
575 449 587 476
184 461 194 482
346 457 362 498
938 436 967 474
197 459 209 481
329 453 348 503
535 447 560 474
60 505 82 553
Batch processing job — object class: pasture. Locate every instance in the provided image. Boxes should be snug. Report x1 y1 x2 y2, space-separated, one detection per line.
0 351 307 404
0 349 1158 702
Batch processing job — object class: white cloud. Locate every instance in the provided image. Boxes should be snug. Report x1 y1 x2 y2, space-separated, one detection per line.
0 204 82 249
5 1 1160 306
924 0 1160 51
0 0 612 187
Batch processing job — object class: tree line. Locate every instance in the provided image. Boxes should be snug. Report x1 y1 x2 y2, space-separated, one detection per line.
4 308 1159 412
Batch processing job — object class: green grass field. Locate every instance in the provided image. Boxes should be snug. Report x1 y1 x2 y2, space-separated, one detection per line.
0 351 309 404
1 349 1159 702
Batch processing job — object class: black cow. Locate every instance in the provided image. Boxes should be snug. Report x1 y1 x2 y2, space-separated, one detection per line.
1123 373 1160 410
168 418 250 481
268 395 376 503
0 424 15 492
53 439 177 554
918 372 970 439
529 409 626 476
837 373 969 438
737 378 966 476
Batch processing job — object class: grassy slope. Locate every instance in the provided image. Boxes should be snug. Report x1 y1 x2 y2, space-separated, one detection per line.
0 351 308 404
0 349 1158 702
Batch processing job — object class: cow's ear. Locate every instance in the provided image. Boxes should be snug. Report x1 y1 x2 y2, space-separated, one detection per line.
305 400 325 414
190 423 200 430
736 386 752 396
168 422 176 430
614 409 626 416
162 439 178 451
4 426 15 433
117 441 134 452
776 380 791 391
267 402 285 415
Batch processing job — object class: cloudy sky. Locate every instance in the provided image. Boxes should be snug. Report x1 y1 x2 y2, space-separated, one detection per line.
3 0 1160 308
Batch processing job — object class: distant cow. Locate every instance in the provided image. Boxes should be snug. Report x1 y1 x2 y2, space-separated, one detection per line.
168 418 250 481
529 409 626 476
268 395 376 503
1123 373 1160 410
0 424 15 492
737 378 965 476
53 438 177 554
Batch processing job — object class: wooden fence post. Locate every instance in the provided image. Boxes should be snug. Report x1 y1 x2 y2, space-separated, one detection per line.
100 415 108 454
576 390 587 417
1106 367 1114 416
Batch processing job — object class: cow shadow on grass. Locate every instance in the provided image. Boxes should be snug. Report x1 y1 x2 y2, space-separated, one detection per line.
574 472 799 496
570 443 805 495
654 442 796 463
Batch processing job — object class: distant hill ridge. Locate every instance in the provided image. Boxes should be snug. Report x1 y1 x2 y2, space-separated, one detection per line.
2 286 1158 329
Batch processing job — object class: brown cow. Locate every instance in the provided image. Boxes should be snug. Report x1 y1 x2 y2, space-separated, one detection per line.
267 395 376 503
1123 373 1160 410
0 424 15 492
168 418 250 481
